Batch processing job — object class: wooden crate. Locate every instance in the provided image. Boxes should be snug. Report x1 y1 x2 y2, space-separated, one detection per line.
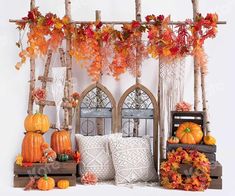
178 161 222 189
170 111 205 136
14 161 77 187
167 143 216 162
160 161 222 189
169 111 216 162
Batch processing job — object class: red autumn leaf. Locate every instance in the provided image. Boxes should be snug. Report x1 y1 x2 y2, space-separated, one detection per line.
157 15 164 21
145 14 156 22
85 27 94 38
28 11 36 21
96 21 103 29
102 32 110 42
131 21 141 29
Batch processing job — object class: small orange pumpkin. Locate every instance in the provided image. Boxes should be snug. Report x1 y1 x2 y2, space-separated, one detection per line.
167 136 180 144
24 112 50 134
37 175 55 191
51 129 72 154
176 122 203 144
203 133 216 145
57 179 70 189
22 132 44 163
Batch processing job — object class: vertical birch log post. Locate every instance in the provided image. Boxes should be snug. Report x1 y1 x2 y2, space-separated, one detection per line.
27 0 36 115
95 10 104 136
192 0 200 111
133 0 141 137
39 50 52 113
201 68 211 134
65 0 72 129
158 57 164 161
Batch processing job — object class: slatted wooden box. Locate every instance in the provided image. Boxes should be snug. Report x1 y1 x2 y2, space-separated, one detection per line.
14 161 77 187
178 161 222 189
167 111 216 162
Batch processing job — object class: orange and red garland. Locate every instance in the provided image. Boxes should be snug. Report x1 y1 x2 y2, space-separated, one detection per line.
160 147 211 191
15 8 218 81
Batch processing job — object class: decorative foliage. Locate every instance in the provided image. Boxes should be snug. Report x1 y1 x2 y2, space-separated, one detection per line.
15 8 70 70
175 101 192 112
73 151 81 164
71 92 80 108
40 142 57 163
161 147 211 191
16 154 23 166
15 8 218 80
81 171 98 185
24 177 37 191
32 88 46 102
176 122 203 144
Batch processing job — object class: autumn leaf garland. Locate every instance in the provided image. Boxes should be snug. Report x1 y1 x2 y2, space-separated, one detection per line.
15 8 218 80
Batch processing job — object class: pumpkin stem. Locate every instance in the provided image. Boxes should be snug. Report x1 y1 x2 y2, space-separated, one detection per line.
184 128 191 133
44 174 48 181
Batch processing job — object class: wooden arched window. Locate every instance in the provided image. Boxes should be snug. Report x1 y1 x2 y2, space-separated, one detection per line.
76 83 116 136
118 83 158 171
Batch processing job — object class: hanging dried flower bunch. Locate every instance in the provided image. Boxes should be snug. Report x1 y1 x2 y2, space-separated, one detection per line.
14 8 218 80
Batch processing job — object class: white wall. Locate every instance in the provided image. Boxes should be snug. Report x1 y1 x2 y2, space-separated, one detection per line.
0 0 235 195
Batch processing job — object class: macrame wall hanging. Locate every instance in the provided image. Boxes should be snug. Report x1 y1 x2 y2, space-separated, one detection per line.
159 59 185 158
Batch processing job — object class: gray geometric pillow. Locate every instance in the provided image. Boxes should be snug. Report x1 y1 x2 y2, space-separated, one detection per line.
75 134 118 181
109 136 157 184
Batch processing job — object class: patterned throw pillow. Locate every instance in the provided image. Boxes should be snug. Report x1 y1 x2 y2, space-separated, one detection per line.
109 136 157 184
75 134 119 181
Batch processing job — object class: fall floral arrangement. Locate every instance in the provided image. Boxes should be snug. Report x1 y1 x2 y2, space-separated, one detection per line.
15 8 218 80
160 147 211 191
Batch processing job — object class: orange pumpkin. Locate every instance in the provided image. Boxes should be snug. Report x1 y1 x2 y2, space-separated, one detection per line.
203 133 216 145
24 112 50 134
57 179 70 189
51 129 72 154
37 174 55 191
22 132 44 163
167 136 180 144
176 122 203 144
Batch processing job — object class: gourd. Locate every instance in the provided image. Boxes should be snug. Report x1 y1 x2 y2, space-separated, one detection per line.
51 129 72 154
167 136 180 144
203 133 216 145
176 122 203 144
22 132 44 163
24 112 50 134
57 180 70 189
57 154 69 162
37 174 55 191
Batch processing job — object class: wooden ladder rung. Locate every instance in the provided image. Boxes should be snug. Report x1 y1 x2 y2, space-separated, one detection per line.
38 76 53 82
35 100 72 108
50 123 72 130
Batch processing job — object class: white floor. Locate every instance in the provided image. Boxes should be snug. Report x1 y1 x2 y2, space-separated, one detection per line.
1 170 235 196
1 182 235 196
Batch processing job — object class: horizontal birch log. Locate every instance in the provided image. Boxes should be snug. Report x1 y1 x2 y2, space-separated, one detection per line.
9 19 227 25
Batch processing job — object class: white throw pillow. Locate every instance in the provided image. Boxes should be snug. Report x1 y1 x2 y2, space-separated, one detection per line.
109 136 157 184
75 134 121 181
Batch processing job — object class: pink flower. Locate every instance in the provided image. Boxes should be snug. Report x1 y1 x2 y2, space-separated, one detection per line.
175 101 192 112
32 88 46 102
81 172 98 185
